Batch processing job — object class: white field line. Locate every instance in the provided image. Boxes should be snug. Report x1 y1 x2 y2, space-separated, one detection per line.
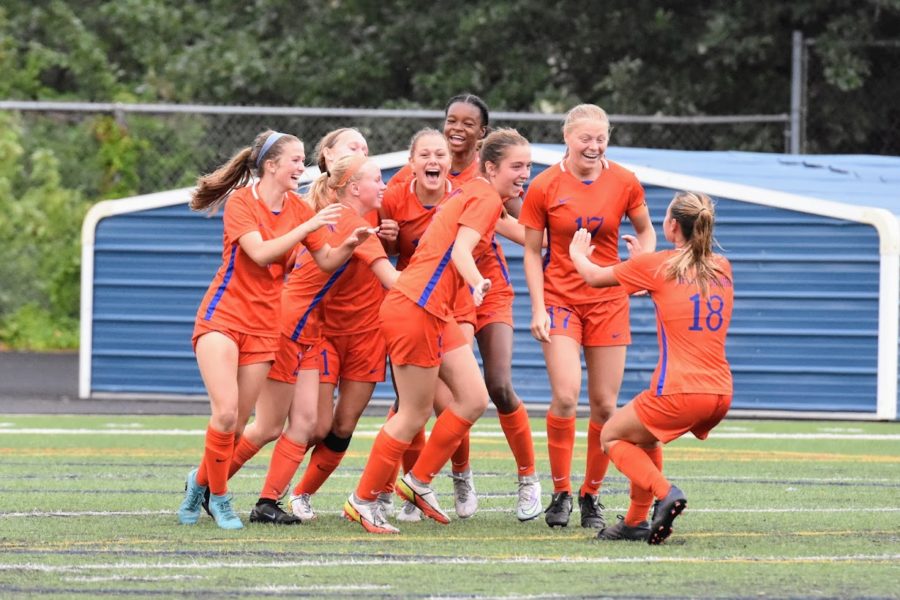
0 555 897 571
2 506 900 519
1 427 899 441
61 575 204 583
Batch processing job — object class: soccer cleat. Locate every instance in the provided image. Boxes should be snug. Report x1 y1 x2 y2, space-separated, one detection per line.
207 492 244 530
396 473 450 524
249 500 301 525
648 485 687 545
289 493 317 522
450 469 478 519
376 491 395 518
597 515 651 541
177 468 207 525
395 499 423 522
343 493 399 534
544 491 573 528
578 492 606 529
515 474 542 522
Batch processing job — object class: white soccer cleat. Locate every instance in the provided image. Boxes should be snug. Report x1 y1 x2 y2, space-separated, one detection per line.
516 474 542 522
289 493 317 522
395 499 423 522
396 473 450 524
343 493 399 535
450 469 478 519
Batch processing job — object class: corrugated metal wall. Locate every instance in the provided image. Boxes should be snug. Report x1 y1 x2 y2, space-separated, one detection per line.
89 173 882 413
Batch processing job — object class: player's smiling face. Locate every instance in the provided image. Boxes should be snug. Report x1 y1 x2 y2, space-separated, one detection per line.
486 143 532 200
411 133 451 194
270 140 306 191
354 161 386 210
564 120 609 176
443 102 485 155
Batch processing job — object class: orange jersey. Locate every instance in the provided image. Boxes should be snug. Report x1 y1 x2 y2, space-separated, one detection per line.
613 250 734 395
386 158 480 193
196 186 326 336
281 206 386 342
321 241 388 336
519 161 646 306
474 234 513 295
394 178 503 319
380 179 448 271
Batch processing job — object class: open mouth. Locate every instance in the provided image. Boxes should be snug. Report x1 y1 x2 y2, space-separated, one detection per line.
423 168 442 185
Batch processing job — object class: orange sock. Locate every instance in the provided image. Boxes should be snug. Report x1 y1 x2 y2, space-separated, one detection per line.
498 404 536 477
402 427 426 473
202 425 234 496
450 432 470 473
259 434 307 501
411 410 473 485
546 412 575 493
606 440 671 500
356 430 409 501
294 444 345 496
625 445 664 526
580 420 608 496
228 435 262 480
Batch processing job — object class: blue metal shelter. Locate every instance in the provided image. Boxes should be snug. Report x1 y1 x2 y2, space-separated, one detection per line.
80 146 900 419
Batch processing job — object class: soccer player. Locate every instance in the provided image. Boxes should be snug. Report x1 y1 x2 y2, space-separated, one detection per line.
242 154 397 525
344 129 532 534
177 130 373 530
568 191 733 544
386 95 542 522
520 104 657 529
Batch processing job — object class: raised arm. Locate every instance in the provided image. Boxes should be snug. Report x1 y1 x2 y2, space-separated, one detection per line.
238 203 343 267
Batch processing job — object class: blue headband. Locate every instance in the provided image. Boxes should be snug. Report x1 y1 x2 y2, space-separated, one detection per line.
256 132 286 169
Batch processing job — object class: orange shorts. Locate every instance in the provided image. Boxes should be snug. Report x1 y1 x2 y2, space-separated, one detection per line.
452 286 477 327
632 390 732 444
192 321 278 366
380 291 468 368
318 331 387 385
475 285 514 333
268 335 318 384
546 295 630 346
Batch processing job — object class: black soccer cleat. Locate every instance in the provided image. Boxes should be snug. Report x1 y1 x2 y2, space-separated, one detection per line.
201 487 212 517
578 492 606 529
249 500 302 525
596 515 650 541
544 491 573 528
648 485 687 545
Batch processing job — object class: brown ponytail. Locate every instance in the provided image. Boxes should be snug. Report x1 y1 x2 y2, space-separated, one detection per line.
189 130 299 213
664 191 730 297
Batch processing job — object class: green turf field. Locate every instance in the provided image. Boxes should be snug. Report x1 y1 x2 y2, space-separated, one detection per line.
0 414 898 599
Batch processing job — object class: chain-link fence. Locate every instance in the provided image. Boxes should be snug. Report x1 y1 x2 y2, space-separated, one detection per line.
1 102 790 195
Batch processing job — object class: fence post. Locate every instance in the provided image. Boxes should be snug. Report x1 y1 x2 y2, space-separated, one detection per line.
789 30 805 154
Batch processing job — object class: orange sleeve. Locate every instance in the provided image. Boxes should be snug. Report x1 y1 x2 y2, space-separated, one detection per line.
518 174 548 231
223 193 260 245
458 188 502 238
387 164 413 191
612 252 667 294
297 201 328 253
626 172 646 212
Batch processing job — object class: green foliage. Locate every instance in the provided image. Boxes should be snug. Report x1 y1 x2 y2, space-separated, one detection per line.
0 303 79 350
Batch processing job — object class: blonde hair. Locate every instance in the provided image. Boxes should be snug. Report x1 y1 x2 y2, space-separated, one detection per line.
562 104 609 136
664 191 730 297
308 154 369 211
409 127 447 155
305 128 365 211
190 130 300 212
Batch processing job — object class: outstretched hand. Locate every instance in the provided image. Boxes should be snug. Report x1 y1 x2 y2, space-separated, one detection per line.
569 228 594 259
308 203 343 231
343 226 379 248
622 234 644 258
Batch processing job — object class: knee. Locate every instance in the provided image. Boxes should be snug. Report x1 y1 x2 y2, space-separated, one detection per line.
552 388 580 413
591 402 617 423
211 409 239 433
487 381 520 413
330 416 357 439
